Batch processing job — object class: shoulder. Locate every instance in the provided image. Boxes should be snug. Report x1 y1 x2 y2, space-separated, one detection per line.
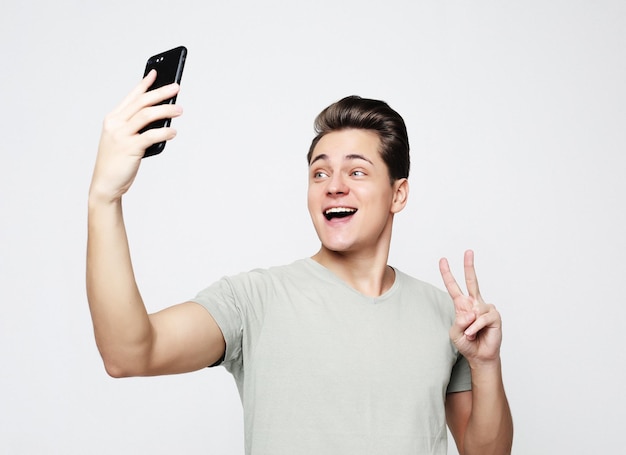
230 258 312 285
191 259 313 325
199 258 313 298
393 268 455 316
394 268 449 300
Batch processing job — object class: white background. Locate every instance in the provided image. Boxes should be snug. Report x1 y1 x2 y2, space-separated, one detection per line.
1 1 625 454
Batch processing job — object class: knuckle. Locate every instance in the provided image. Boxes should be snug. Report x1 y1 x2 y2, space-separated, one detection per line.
102 113 118 132
140 105 171 124
487 303 500 316
136 108 154 124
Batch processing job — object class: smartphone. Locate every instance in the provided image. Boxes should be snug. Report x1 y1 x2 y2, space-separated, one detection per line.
140 46 187 157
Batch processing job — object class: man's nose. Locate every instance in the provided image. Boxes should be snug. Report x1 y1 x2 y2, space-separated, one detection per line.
327 173 349 195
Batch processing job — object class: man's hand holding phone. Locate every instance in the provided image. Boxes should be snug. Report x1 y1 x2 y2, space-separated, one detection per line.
89 71 182 204
90 46 187 203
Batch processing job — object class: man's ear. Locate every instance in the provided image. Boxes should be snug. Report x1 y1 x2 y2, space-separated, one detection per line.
391 178 409 214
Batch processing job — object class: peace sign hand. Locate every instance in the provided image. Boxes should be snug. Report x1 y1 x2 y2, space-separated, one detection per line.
439 250 503 367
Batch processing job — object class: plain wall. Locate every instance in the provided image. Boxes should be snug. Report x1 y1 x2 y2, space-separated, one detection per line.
1 1 625 454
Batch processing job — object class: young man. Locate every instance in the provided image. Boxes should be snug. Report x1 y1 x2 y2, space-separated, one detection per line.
87 70 513 454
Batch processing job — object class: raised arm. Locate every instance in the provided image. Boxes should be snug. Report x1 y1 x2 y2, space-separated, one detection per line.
87 72 224 378
439 250 513 455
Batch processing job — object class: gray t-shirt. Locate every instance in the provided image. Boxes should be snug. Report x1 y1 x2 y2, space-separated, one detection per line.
192 258 471 455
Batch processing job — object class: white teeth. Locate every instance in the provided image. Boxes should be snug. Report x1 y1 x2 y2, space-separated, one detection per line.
325 207 356 214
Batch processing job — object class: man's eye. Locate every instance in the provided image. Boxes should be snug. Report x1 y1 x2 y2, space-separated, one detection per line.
351 170 365 177
314 171 328 178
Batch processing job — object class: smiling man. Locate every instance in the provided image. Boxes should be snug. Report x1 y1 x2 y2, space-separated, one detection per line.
307 118 408 297
87 75 513 455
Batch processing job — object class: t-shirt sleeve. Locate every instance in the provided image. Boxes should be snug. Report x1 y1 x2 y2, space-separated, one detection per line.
190 277 243 367
446 354 472 394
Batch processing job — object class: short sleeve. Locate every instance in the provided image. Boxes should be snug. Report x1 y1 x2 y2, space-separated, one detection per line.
446 354 472 394
191 277 243 367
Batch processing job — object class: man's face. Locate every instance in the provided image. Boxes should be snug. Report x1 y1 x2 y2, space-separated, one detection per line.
307 128 406 255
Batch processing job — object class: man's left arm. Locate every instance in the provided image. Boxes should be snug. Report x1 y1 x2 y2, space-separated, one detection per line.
440 251 514 455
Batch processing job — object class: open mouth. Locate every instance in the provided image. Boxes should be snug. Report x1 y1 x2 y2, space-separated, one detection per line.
324 207 357 221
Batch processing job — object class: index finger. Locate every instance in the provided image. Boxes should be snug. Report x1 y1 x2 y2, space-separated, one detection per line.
112 69 158 115
439 257 464 300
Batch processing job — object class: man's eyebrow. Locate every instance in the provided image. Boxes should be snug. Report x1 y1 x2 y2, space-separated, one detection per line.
309 154 328 166
345 154 373 165
309 153 373 166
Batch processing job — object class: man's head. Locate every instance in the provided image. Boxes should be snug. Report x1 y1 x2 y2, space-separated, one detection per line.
307 96 410 184
306 96 411 258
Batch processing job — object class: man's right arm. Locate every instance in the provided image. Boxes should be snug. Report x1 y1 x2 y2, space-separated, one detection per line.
86 72 225 378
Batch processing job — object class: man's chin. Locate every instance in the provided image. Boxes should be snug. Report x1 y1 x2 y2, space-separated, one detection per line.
318 241 356 255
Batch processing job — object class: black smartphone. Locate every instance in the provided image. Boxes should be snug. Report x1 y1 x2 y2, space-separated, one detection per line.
140 46 187 157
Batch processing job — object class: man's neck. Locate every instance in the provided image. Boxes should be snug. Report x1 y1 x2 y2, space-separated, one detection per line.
311 247 395 298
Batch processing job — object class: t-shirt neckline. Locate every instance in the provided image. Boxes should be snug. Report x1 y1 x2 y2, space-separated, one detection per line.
302 257 401 303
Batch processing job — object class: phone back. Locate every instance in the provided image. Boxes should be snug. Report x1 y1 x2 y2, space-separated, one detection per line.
141 46 187 157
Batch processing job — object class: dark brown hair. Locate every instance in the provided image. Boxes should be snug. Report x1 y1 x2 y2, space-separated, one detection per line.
307 95 410 182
